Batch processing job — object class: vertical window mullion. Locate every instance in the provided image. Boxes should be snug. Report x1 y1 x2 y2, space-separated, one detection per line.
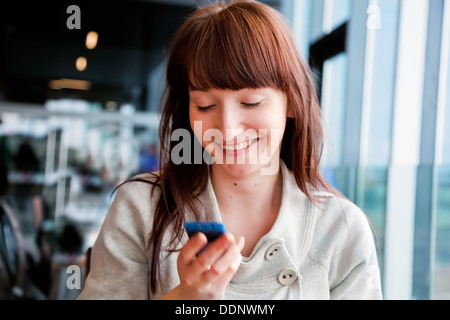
384 0 429 300
413 0 446 301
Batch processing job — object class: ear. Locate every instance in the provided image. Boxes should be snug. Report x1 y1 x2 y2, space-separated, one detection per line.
287 105 295 118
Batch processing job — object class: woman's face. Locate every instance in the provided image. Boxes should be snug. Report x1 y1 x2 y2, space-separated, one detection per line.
189 87 289 178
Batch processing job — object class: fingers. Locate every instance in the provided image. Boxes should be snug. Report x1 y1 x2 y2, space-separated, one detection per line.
178 232 208 267
201 236 245 282
177 233 245 299
195 234 235 270
206 236 244 275
178 233 236 276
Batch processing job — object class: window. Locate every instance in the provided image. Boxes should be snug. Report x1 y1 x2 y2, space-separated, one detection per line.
299 0 450 299
434 0 450 299
321 52 348 168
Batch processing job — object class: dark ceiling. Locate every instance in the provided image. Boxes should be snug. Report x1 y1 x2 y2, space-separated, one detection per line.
0 0 281 111
0 0 193 110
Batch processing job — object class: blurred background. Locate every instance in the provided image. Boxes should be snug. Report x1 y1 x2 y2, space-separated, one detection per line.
0 0 448 300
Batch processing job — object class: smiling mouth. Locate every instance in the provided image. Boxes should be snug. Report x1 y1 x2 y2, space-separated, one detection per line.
220 138 259 152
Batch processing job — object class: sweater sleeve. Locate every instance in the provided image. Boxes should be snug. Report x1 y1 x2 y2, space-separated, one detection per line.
77 181 153 300
328 201 383 300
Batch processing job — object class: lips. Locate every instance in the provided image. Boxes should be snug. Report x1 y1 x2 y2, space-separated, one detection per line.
221 138 258 151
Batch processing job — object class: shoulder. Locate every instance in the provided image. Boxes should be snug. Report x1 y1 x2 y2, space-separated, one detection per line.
307 192 382 299
315 191 368 228
282 163 370 238
280 162 375 258
281 163 372 242
105 171 161 236
114 171 161 203
308 190 376 260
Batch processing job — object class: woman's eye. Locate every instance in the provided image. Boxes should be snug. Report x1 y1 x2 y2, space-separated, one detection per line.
243 100 263 108
196 105 215 111
195 100 264 111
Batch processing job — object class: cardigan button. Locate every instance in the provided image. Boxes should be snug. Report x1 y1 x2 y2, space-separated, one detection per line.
278 268 298 286
265 244 282 260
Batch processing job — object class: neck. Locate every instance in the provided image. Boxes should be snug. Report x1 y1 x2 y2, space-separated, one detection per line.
210 164 283 217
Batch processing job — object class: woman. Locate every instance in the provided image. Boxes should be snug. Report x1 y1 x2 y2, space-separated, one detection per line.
79 0 382 300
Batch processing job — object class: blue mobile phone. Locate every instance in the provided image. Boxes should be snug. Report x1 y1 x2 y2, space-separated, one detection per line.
184 221 226 243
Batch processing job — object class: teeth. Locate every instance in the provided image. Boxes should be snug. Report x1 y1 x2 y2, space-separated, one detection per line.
222 139 257 151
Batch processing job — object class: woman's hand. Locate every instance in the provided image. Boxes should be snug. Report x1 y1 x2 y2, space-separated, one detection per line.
161 232 245 300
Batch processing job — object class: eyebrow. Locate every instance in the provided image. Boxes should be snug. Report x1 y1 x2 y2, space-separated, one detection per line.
189 88 210 94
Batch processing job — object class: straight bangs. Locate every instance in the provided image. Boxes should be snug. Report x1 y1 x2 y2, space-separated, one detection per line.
183 2 290 91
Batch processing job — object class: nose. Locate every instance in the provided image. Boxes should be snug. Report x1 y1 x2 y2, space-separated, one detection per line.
216 104 244 142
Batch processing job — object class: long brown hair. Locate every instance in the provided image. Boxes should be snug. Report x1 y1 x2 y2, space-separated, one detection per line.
142 0 332 293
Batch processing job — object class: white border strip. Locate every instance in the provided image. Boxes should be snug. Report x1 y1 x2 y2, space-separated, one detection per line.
359 0 378 166
389 0 428 166
435 0 450 166
384 0 429 300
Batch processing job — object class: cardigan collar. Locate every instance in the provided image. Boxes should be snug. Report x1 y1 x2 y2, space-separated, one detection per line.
193 160 318 266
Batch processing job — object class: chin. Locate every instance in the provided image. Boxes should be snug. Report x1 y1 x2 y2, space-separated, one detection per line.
214 162 261 179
